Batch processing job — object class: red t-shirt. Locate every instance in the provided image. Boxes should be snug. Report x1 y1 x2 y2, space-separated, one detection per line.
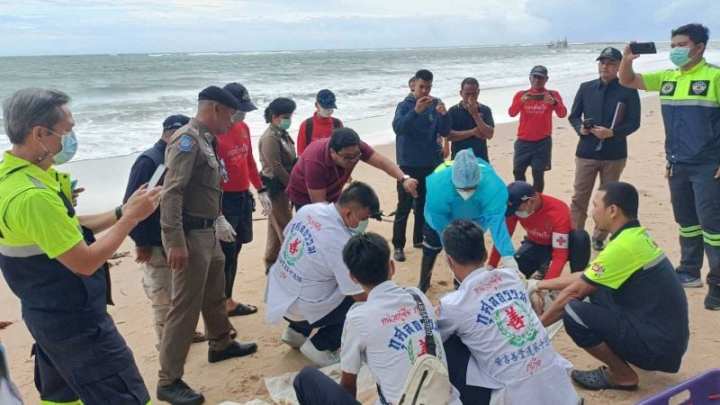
489 194 572 279
508 89 567 141
216 121 263 192
287 137 374 205
296 113 344 155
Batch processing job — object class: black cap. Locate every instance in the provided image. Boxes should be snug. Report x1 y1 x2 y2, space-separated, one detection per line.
529 65 548 78
162 114 190 131
506 181 537 216
267 97 297 116
316 89 337 109
198 86 240 110
596 47 622 62
223 82 257 112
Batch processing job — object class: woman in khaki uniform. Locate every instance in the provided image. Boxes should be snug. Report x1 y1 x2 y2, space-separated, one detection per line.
259 97 297 272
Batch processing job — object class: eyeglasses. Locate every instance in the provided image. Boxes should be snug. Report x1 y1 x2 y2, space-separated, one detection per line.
338 152 362 162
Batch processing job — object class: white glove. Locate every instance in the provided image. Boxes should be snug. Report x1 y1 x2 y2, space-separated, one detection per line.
258 191 272 216
527 279 540 296
215 215 237 243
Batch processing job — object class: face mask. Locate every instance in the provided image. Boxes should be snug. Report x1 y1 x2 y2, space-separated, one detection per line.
318 107 334 118
46 129 78 165
515 210 531 218
232 111 246 122
457 189 475 200
350 219 369 235
670 47 692 67
279 118 291 130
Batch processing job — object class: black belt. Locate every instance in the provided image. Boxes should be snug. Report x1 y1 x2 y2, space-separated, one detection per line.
183 215 215 230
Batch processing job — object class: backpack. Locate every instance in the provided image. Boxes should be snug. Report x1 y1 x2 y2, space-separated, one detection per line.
394 290 452 405
304 116 342 149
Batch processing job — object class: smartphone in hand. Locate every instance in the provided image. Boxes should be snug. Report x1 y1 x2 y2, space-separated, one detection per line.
148 164 166 188
629 42 657 55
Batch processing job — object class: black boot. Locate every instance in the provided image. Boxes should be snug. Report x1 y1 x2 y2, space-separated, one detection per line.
418 253 438 293
157 379 204 405
208 340 258 363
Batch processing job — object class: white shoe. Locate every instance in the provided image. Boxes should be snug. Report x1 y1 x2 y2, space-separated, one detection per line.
281 326 307 349
299 340 339 367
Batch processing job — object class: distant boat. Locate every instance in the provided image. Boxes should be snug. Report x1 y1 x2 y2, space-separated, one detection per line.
547 37 568 49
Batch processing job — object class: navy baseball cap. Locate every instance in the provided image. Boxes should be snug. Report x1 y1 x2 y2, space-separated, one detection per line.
596 47 622 62
162 114 190 131
223 82 257 112
198 86 240 110
530 65 548 78
506 181 537 216
316 89 337 109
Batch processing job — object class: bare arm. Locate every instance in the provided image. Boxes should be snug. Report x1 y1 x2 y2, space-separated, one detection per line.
366 151 404 181
618 44 646 90
447 128 478 142
340 372 358 399
539 275 596 327
78 209 118 234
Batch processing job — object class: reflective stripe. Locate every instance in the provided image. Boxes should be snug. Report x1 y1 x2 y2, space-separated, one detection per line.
40 400 82 405
643 254 667 270
660 99 720 108
679 225 703 238
0 243 44 257
565 303 588 329
704 231 720 247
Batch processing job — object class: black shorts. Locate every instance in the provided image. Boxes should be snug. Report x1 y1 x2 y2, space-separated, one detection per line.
514 137 552 172
563 298 683 372
221 191 255 244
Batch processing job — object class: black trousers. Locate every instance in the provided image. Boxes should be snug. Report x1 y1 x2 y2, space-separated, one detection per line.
220 191 254 300
287 296 355 351
392 166 435 249
515 229 591 278
293 367 360 405
513 138 552 193
444 335 492 405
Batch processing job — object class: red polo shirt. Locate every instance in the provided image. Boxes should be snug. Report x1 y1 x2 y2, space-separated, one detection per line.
287 137 374 205
296 112 344 155
217 121 263 192
508 88 567 142
488 194 572 279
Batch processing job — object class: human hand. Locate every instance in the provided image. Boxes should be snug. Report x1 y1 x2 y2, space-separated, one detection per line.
623 43 641 61
436 101 448 115
215 215 237 243
122 185 162 223
135 246 153 264
72 187 85 206
520 93 530 103
258 191 272 216
543 92 556 105
590 125 614 140
414 96 434 113
402 177 419 198
167 246 189 271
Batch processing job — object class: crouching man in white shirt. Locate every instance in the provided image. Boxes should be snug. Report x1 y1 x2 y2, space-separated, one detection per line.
266 182 381 366
293 232 460 404
438 219 581 405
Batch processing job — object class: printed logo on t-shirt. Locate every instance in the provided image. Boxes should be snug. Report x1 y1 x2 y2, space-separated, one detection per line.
660 81 677 96
552 232 568 249
591 263 605 276
494 302 539 347
689 80 710 96
280 221 318 268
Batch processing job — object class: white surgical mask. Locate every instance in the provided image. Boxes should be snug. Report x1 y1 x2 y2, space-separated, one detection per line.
515 210 531 218
457 189 475 200
350 219 369 235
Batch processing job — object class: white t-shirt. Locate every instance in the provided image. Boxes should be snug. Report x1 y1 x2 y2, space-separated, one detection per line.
341 281 461 405
265 203 364 324
437 267 579 405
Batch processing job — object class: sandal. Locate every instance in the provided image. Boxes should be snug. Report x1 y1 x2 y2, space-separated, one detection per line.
227 303 258 317
571 367 638 391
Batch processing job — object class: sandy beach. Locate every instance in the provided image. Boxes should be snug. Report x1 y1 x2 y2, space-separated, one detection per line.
1 95 718 404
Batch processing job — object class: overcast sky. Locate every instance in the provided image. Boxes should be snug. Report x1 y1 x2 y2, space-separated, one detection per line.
1 0 718 56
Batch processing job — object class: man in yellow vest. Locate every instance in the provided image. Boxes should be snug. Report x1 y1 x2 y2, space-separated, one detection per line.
0 88 161 404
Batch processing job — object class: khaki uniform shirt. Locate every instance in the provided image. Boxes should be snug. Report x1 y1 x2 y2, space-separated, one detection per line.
161 118 224 248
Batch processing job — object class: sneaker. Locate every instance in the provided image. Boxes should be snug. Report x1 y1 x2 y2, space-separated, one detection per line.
393 248 406 262
157 379 205 405
591 239 605 252
705 284 720 310
676 272 703 288
299 340 340 367
208 341 257 363
281 326 307 349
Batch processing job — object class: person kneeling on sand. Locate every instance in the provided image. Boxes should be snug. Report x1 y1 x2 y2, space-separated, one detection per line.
532 182 689 390
266 182 382 366
438 219 580 405
293 232 461 404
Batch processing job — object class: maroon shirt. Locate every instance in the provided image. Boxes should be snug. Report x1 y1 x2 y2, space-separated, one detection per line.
287 137 374 205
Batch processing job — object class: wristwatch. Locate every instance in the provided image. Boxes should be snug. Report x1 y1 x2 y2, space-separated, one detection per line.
399 174 411 183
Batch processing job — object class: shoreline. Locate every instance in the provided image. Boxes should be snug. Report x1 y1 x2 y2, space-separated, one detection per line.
2 95 719 404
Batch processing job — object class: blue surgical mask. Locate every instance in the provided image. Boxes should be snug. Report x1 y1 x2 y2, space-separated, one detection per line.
670 47 691 68
47 129 78 165
350 219 369 235
279 118 291 130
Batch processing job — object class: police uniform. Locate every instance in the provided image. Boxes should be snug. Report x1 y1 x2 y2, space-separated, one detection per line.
158 117 234 386
0 151 150 404
642 59 720 289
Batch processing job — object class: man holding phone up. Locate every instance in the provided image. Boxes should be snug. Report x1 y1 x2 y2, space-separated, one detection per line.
568 47 641 251
509 65 567 193
619 23 720 310
391 69 451 262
